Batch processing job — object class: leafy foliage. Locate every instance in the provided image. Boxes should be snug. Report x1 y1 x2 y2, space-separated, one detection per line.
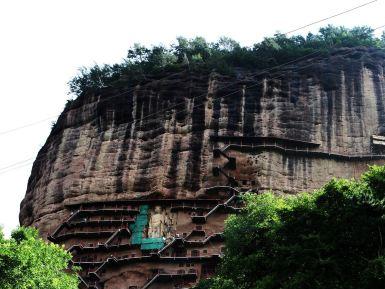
0 227 78 289
195 165 385 289
68 25 385 96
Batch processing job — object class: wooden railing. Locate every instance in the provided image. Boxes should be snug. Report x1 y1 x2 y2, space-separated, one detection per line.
217 143 385 161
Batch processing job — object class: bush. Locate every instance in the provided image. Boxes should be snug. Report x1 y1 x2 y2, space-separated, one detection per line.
196 165 385 289
0 227 79 289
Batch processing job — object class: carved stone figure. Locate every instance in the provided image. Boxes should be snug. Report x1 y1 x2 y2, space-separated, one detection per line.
148 206 165 238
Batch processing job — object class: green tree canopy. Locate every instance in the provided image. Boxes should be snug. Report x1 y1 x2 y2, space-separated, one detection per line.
195 165 385 289
68 25 385 97
0 227 78 289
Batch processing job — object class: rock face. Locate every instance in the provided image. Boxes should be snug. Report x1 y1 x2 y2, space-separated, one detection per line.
20 47 385 288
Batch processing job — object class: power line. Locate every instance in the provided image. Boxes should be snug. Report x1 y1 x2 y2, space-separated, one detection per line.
284 0 379 35
0 5 383 175
75 21 385 127
0 116 58 136
0 0 380 138
0 161 34 176
0 39 381 175
0 157 35 172
0 154 49 176
0 49 357 177
0 71 187 137
6 20 384 176
374 24 385 30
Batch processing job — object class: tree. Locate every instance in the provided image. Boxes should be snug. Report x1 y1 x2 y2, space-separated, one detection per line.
68 25 385 96
0 227 78 289
216 37 240 52
145 46 177 70
197 165 385 289
127 43 151 63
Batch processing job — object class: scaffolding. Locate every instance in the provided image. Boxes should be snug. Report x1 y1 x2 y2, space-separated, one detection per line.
130 205 165 250
141 237 165 251
130 205 149 245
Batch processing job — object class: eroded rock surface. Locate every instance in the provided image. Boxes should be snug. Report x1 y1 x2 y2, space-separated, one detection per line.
19 47 385 288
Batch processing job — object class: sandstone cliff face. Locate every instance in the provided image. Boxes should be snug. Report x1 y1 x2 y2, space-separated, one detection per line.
20 47 385 236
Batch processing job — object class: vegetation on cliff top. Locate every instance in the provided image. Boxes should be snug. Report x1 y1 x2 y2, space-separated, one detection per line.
0 227 79 289
195 165 385 289
68 25 385 96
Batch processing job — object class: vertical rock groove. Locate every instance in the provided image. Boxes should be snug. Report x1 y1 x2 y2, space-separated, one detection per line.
19 47 385 289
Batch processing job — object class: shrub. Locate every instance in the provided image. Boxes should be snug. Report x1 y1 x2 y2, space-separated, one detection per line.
0 227 79 289
196 165 385 289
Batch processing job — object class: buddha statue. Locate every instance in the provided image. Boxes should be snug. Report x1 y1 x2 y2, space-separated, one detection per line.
148 206 164 238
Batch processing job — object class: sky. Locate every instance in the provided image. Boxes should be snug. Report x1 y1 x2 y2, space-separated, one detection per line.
0 0 384 237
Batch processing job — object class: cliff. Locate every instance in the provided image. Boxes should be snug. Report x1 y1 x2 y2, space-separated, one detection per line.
20 46 385 228
19 46 385 288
